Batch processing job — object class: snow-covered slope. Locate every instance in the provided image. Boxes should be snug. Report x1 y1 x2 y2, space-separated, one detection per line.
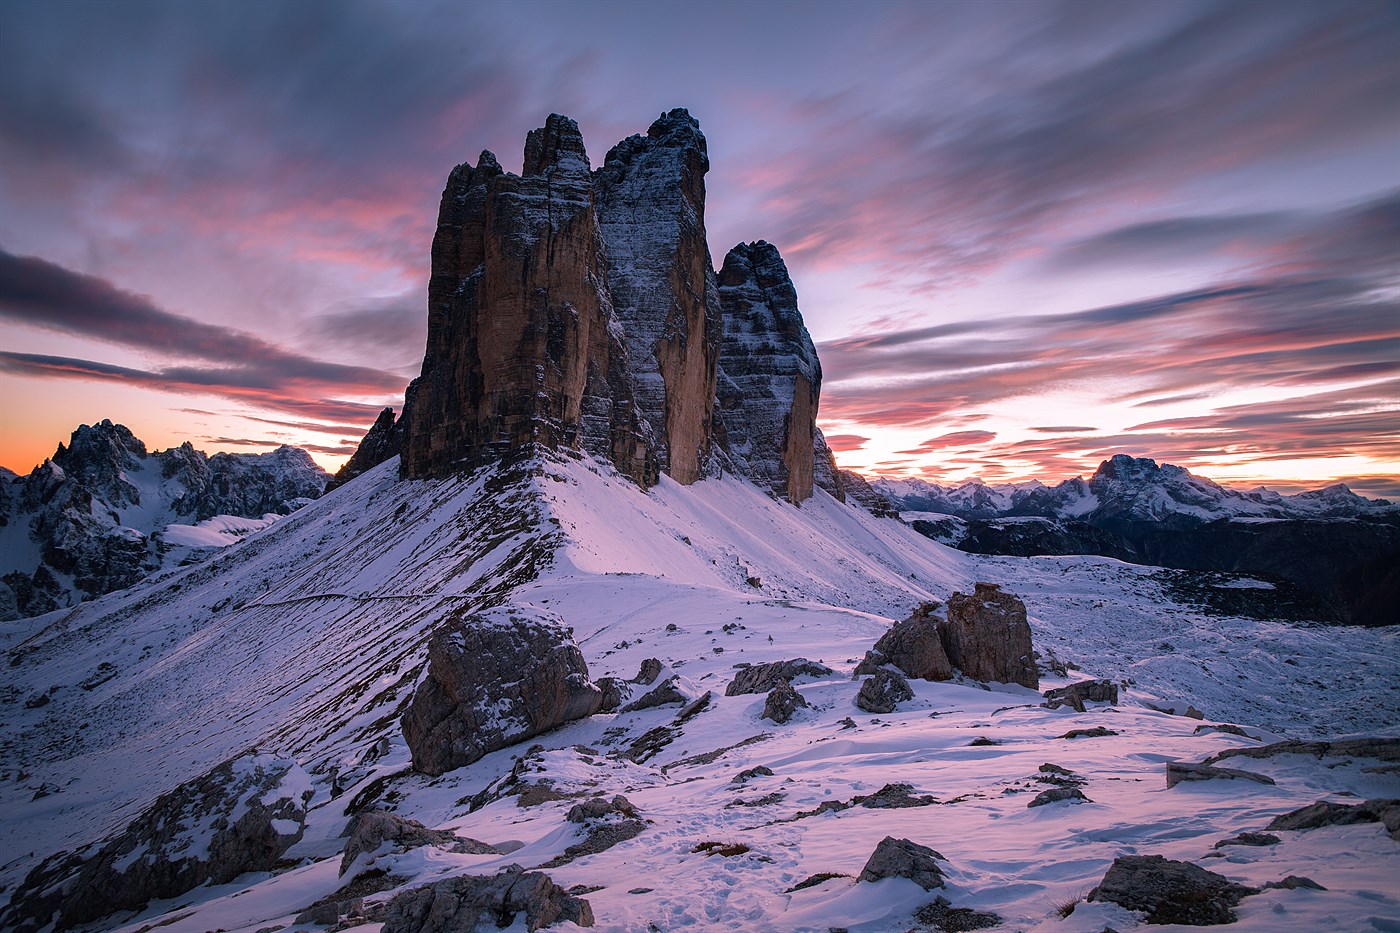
2 454 1397 932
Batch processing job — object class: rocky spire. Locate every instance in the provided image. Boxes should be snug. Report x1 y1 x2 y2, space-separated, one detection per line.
594 108 721 484
399 115 657 484
715 241 823 504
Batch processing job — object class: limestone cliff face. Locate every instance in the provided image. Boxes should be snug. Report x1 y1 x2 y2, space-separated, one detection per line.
345 111 840 502
715 241 822 504
399 115 656 485
594 109 721 483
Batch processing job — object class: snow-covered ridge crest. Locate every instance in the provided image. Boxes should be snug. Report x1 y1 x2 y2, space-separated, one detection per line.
873 454 1396 523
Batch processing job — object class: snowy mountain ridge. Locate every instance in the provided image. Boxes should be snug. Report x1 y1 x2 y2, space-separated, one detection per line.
0 420 329 620
871 454 1396 525
2 449 1397 933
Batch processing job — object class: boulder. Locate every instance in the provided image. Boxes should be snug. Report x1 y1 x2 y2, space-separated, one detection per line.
762 679 808 724
1088 855 1256 925
1214 832 1280 849
939 583 1038 688
341 811 499 876
1267 798 1400 839
381 866 594 932
1028 787 1091 807
726 658 833 696
855 668 914 714
3 752 312 933
566 795 639 823
619 674 693 713
1165 762 1276 789
854 603 953 681
400 607 603 776
1043 678 1118 711
858 836 946 891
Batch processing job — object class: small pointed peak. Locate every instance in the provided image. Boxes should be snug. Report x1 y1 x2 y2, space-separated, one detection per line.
476 150 502 174
523 113 589 176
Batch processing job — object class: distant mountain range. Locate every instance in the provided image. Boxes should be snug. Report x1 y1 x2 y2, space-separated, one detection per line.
0 420 328 619
873 455 1399 627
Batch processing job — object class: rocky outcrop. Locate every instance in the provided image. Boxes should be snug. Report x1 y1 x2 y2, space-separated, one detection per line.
1203 735 1400 766
1043 679 1119 711
594 109 721 484
0 421 327 620
856 668 914 713
400 606 603 776
1088 855 1257 925
725 658 833 696
854 602 953 681
381 866 594 932
839 469 899 517
340 811 499 876
1164 762 1275 789
715 241 822 504
3 752 312 933
940 584 1038 688
1267 798 1400 839
762 679 808 723
858 836 946 890
331 407 404 488
399 115 656 486
812 428 846 501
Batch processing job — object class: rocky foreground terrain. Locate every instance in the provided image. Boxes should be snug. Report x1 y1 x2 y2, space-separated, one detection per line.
0 109 1395 933
878 459 1400 627
0 421 328 620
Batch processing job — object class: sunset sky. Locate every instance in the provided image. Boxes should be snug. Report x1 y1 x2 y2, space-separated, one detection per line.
2 0 1397 495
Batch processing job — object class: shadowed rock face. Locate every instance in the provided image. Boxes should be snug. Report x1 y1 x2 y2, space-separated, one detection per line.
382 866 594 932
3 753 312 933
595 109 721 484
854 602 953 681
716 241 822 504
400 115 657 486
940 583 1038 688
400 606 604 776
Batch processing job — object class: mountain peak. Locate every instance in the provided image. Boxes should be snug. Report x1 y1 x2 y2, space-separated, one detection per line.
522 113 590 176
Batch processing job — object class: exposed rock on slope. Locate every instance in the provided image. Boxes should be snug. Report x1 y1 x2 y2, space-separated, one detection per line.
399 115 656 486
715 241 823 504
400 606 603 776
3 752 312 933
382 867 594 932
595 108 721 484
853 601 953 681
940 583 1038 688
0 421 327 619
330 406 403 488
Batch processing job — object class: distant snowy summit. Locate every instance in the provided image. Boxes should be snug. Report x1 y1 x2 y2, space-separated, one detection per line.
0 420 328 619
873 454 1396 526
875 455 1398 627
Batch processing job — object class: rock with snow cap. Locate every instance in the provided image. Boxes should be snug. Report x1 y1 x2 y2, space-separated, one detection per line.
381 865 594 932
401 606 604 776
854 602 953 682
938 583 1038 688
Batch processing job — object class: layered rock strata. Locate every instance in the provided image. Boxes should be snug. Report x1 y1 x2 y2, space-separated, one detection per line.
399 115 656 485
594 109 721 483
715 241 823 504
347 110 842 504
